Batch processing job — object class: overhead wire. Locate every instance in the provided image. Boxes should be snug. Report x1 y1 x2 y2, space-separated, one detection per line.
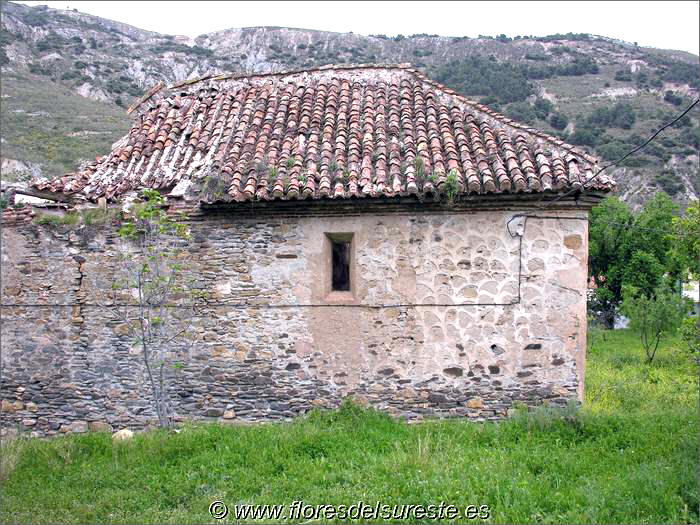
537 98 699 210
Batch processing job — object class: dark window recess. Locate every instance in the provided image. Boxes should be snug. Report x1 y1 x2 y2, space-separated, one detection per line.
331 240 351 291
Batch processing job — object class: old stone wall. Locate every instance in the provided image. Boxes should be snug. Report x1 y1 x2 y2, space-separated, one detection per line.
1 207 589 436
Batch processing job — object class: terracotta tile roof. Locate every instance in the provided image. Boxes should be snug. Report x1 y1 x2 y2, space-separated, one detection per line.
1 205 35 225
32 64 615 204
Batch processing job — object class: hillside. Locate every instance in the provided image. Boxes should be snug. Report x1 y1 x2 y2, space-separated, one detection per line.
1 1 698 209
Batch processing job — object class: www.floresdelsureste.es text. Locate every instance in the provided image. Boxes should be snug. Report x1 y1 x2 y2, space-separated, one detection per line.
208 500 491 521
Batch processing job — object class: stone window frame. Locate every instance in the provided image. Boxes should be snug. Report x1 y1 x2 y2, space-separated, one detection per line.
323 232 357 303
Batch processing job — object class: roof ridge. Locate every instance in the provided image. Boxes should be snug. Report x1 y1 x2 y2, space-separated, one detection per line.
128 63 414 115
128 61 598 165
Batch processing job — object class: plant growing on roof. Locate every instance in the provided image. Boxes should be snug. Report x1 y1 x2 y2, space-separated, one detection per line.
253 158 268 178
108 189 201 428
286 155 296 169
202 174 229 202
443 169 460 206
267 166 278 186
413 156 425 183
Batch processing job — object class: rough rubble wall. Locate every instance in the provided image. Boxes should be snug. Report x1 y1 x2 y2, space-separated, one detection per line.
0 208 589 436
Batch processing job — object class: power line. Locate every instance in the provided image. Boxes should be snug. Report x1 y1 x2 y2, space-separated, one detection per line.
539 98 699 210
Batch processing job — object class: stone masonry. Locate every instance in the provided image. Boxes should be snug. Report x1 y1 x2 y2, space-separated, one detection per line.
1 205 589 436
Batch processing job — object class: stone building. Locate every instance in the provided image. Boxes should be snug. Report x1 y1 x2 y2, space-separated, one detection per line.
0 64 615 435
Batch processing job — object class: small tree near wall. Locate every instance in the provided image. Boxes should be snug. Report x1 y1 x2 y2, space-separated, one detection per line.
621 283 689 364
110 190 200 428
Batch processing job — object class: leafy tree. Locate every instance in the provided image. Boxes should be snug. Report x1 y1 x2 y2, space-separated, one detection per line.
621 283 689 363
588 193 688 327
596 141 627 161
664 90 683 106
587 103 636 130
621 251 664 295
615 70 632 81
108 190 201 428
549 112 568 130
672 201 700 280
589 197 634 326
629 192 681 289
570 125 599 147
680 316 699 357
506 102 536 124
534 98 553 120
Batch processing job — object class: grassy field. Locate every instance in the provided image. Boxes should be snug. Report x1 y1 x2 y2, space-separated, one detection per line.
1 328 697 524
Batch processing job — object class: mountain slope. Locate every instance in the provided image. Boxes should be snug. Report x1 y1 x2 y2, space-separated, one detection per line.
1 1 698 208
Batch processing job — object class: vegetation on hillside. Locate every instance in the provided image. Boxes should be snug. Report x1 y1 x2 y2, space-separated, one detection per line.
0 71 130 180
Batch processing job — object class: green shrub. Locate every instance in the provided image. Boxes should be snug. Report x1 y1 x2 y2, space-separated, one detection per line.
22 8 48 27
506 101 536 124
615 70 632 81
597 141 627 161
654 171 684 196
36 33 68 53
621 283 689 363
28 62 52 76
549 112 568 130
569 126 599 147
434 55 534 104
680 316 699 356
533 97 553 119
587 102 636 129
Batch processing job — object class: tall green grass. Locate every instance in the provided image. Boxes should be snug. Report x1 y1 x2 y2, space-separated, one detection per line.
1 328 697 524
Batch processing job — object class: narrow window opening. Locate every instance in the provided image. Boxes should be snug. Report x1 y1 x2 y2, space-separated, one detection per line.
331 240 351 291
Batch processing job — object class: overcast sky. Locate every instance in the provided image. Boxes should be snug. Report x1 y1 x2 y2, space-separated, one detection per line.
17 1 700 55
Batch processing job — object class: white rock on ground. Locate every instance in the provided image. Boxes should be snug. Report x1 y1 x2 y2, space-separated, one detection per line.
112 428 134 441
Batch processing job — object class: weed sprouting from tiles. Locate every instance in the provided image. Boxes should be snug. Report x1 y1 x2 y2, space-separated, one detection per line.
267 167 278 186
413 156 425 184
444 169 460 206
202 175 229 201
286 155 296 169
253 158 268 178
